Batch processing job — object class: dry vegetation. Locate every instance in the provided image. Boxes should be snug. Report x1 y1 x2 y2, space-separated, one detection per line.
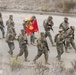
0 0 76 13
8 59 76 75
55 0 76 13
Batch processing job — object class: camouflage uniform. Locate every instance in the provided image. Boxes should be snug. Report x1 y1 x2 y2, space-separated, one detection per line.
17 30 29 61
6 15 15 27
30 32 37 44
34 32 49 64
6 15 16 39
0 13 5 38
6 33 15 55
6 22 16 55
30 32 35 44
59 17 71 52
54 31 64 60
59 17 69 32
64 26 76 53
43 16 54 46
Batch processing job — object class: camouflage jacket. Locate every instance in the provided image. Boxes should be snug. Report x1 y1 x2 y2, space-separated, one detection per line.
59 22 69 32
7 26 16 36
54 34 64 45
64 29 74 42
0 17 4 28
37 38 49 51
6 34 15 43
6 19 15 27
18 34 28 48
43 19 54 31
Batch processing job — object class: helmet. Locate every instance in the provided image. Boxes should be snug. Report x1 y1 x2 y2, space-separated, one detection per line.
9 15 13 17
64 17 68 20
40 32 45 35
32 16 36 19
21 29 25 32
48 16 53 19
40 32 45 37
70 26 75 30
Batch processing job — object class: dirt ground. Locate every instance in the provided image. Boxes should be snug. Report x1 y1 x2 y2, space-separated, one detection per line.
0 12 76 75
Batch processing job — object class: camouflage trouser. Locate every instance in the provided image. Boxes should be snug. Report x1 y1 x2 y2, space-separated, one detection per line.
7 42 15 55
34 49 48 62
0 27 5 38
65 40 76 52
45 31 53 45
30 34 35 44
56 43 64 59
18 46 28 59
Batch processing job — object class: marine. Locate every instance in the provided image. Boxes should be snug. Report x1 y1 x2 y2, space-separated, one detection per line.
43 16 54 46
6 15 16 55
59 17 69 32
54 30 64 60
6 15 15 27
33 32 50 64
64 26 76 53
59 17 71 50
6 35 15 55
0 13 5 38
16 29 29 61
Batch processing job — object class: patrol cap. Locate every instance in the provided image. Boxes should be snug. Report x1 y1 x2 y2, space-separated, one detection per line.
70 26 75 30
64 17 68 20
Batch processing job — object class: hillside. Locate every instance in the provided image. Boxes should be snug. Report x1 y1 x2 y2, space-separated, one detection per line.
0 0 76 13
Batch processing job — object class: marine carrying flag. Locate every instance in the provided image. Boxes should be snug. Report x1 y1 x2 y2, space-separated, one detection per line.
24 16 39 35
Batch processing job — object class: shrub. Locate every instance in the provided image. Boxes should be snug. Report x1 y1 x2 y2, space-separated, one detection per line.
9 57 24 71
57 0 76 13
34 62 50 75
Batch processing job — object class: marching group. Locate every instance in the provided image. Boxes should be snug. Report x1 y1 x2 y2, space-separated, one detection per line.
0 12 76 65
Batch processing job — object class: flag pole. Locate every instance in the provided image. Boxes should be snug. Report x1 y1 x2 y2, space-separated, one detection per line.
38 30 41 37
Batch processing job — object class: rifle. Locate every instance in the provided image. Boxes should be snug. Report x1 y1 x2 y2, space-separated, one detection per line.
40 40 49 51
51 28 54 32
0 24 4 28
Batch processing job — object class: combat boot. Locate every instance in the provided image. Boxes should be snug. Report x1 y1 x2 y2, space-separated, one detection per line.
56 55 61 60
45 60 50 65
16 55 18 60
8 51 13 55
33 60 36 64
75 49 76 53
25 58 30 62
45 61 50 65
2 33 5 38
52 44 55 47
3 36 5 38
65 50 69 53
65 48 69 53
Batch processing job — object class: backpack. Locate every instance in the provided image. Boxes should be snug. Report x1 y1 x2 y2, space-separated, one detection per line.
54 34 59 43
43 19 47 28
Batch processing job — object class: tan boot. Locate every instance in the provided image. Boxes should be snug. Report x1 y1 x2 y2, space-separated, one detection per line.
65 50 69 53
75 49 76 53
16 56 18 60
45 61 50 65
33 60 36 64
25 58 30 62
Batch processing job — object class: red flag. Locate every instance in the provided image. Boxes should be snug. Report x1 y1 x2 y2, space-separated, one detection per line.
25 18 39 35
